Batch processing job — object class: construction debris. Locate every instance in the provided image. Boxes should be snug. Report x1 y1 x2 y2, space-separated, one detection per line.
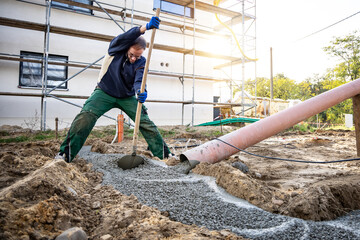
0 125 359 239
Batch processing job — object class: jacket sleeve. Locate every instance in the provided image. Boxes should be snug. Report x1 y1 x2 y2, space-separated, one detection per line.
108 27 143 56
133 58 146 93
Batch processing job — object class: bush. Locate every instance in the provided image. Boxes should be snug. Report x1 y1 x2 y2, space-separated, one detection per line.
289 122 315 132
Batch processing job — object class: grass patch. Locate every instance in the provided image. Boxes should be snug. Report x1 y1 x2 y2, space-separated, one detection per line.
89 130 107 139
88 127 116 139
0 130 57 143
158 128 176 138
185 127 196 133
0 127 117 143
0 136 30 143
286 123 355 132
287 122 315 133
124 128 134 138
0 131 10 137
0 128 65 143
33 130 56 141
203 130 223 138
121 127 177 139
324 125 355 131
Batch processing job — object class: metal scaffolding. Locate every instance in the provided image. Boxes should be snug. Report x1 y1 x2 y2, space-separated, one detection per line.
0 0 257 130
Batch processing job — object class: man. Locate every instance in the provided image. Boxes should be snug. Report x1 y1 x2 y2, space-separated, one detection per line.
55 16 171 162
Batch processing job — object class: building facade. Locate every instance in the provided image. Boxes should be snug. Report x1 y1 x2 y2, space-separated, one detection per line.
0 0 256 130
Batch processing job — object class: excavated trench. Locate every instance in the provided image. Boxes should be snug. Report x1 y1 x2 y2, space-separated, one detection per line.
79 146 360 240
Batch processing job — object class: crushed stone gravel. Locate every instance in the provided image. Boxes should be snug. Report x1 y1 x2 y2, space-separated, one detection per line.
79 146 360 240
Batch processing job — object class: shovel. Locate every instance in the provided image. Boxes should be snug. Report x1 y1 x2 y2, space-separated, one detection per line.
117 8 160 170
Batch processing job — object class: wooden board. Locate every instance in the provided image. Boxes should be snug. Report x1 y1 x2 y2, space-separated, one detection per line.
55 0 229 37
353 94 360 156
0 92 241 106
165 0 242 18
0 17 240 62
0 55 238 82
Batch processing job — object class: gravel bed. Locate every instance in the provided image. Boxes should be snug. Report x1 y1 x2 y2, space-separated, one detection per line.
79 146 360 240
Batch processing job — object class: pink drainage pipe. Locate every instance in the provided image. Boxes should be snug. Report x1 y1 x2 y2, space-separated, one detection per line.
180 78 360 165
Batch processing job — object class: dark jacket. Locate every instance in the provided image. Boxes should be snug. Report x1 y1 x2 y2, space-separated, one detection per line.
97 27 146 98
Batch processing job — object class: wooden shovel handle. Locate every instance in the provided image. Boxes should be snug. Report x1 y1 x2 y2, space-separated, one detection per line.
132 8 161 152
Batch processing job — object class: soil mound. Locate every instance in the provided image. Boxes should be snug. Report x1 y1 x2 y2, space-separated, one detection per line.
280 175 360 220
0 125 359 238
191 129 360 221
0 139 244 240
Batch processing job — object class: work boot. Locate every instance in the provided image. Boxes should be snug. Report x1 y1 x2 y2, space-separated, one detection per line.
54 152 70 163
166 152 178 160
163 143 173 159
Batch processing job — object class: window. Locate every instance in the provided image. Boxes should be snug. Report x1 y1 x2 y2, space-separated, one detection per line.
52 0 93 15
153 0 194 18
19 51 68 89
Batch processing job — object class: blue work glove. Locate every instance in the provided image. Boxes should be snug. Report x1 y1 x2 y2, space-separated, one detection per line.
136 90 147 103
146 16 160 30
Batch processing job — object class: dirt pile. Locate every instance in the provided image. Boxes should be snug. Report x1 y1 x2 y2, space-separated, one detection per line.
0 140 244 240
192 162 285 213
0 141 61 189
90 185 242 239
0 142 102 240
281 175 360 221
1 125 359 239
192 130 360 221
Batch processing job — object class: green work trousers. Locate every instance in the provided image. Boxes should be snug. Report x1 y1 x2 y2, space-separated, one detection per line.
60 88 170 161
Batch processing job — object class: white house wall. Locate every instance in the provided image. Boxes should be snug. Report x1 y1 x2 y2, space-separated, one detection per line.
0 0 229 130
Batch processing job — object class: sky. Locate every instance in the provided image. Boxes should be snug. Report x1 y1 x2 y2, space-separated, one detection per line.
254 0 360 82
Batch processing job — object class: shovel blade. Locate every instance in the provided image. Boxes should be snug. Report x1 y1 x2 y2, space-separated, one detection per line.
117 154 144 170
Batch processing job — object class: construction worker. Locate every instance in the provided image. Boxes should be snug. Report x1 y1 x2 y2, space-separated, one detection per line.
55 16 172 162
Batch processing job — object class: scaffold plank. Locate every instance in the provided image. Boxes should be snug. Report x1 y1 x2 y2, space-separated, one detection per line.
54 0 227 37
213 57 252 69
0 55 236 82
0 92 242 107
165 0 248 19
213 13 255 31
0 17 241 62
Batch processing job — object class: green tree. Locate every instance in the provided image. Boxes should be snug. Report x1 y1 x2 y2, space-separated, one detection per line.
272 74 298 100
305 74 327 96
321 68 353 123
243 74 300 100
323 30 360 81
297 32 359 124
302 74 328 122
243 77 269 98
294 80 313 101
239 32 359 124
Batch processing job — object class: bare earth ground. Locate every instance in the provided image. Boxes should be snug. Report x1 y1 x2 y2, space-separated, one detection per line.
0 124 359 239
